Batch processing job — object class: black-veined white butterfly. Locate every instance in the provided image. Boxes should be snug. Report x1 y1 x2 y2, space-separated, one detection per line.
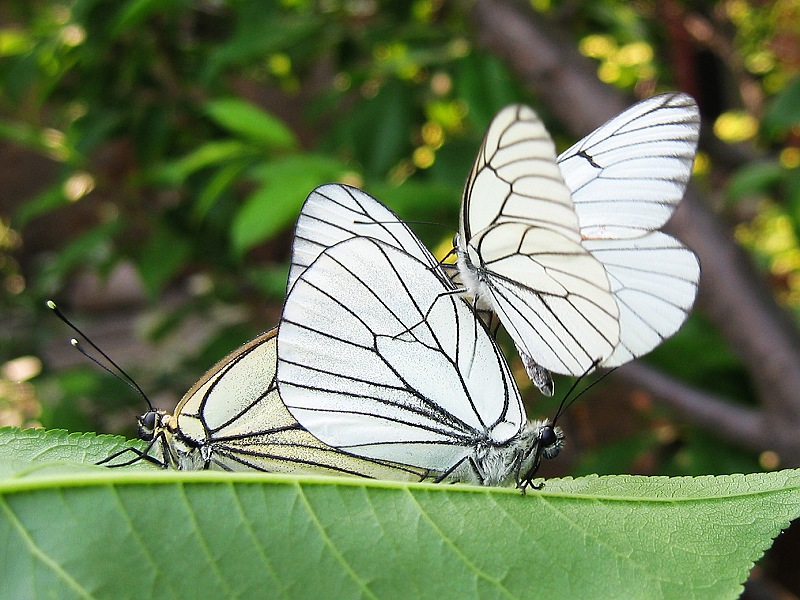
47 299 425 480
456 92 701 386
119 327 427 479
277 186 565 488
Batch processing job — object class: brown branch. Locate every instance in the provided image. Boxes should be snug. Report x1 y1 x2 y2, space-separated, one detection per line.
617 363 764 452
470 0 800 464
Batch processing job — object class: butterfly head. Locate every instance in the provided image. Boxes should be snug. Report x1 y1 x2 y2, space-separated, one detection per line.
534 420 565 460
137 409 170 441
515 419 565 491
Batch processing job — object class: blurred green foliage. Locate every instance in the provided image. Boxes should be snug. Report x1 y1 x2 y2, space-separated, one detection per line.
0 0 798 480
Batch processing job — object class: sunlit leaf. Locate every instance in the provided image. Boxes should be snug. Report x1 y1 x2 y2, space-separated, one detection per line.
0 428 798 599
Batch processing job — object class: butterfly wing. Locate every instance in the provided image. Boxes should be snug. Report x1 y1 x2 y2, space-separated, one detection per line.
171 327 425 480
278 235 526 478
558 93 701 365
559 92 700 239
288 183 438 292
583 233 700 367
458 104 619 377
461 104 583 242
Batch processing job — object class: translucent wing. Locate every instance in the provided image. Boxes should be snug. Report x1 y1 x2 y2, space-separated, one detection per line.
559 92 700 239
278 235 529 484
165 328 425 480
458 104 619 377
461 105 583 242
558 92 701 365
442 263 554 396
287 183 437 292
583 233 700 367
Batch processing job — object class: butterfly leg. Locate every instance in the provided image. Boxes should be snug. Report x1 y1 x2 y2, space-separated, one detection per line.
96 432 173 468
96 442 165 468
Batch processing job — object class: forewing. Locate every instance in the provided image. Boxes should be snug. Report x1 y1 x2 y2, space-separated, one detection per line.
559 93 700 239
583 232 700 366
288 183 438 291
175 328 423 479
278 237 525 472
461 104 581 243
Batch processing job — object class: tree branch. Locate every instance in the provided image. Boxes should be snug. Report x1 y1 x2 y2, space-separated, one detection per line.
470 0 800 464
618 363 764 451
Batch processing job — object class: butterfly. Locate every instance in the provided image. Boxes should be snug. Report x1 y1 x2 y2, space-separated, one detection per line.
277 185 565 488
44 299 426 480
455 92 701 389
123 327 430 478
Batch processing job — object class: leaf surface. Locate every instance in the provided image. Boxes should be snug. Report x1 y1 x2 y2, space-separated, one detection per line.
1 428 797 600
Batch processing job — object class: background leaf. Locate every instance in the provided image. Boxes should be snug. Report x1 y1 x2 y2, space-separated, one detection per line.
231 155 347 255
0 428 797 599
204 98 297 150
762 77 800 138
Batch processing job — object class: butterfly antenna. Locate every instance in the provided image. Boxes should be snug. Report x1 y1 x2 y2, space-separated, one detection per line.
553 360 617 425
47 300 154 411
354 217 457 234
438 246 458 265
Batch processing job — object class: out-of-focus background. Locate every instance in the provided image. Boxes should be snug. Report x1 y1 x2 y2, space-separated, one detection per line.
1 1 799 595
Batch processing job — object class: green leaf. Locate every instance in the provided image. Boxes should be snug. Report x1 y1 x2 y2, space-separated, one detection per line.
231 155 347 256
1 427 798 599
133 222 193 298
149 140 256 186
12 182 68 228
0 119 61 156
327 80 414 178
763 77 800 138
35 219 122 289
245 263 290 300
726 161 784 202
202 12 322 83
0 428 150 478
205 98 297 150
454 52 525 129
191 162 249 223
110 0 183 37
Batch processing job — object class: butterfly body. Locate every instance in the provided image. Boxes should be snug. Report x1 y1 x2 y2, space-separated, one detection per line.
463 419 564 487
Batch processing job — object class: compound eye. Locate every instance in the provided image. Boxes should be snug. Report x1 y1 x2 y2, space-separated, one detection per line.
539 425 557 448
138 411 159 439
141 411 158 429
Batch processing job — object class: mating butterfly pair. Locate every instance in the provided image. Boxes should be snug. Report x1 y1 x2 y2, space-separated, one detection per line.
105 93 700 488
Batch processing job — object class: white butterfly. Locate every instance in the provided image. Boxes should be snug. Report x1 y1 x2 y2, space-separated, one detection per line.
286 183 438 292
99 325 424 480
456 92 701 384
277 185 564 488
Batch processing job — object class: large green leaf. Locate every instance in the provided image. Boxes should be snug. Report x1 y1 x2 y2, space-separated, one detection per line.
1 427 797 599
